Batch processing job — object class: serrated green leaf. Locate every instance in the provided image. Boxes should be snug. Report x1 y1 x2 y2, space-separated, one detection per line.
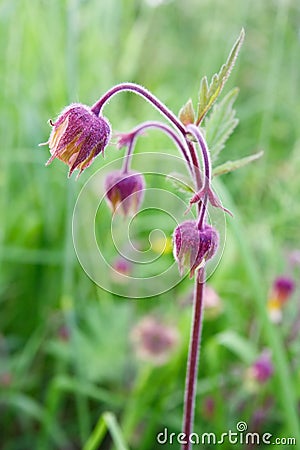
178 98 195 125
166 172 194 193
196 28 245 125
212 151 263 177
205 88 239 161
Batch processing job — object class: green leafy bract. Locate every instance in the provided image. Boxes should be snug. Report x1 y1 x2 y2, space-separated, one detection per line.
196 28 245 125
212 151 263 177
205 88 239 162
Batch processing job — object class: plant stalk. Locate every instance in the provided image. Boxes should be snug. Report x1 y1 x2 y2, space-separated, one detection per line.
120 120 193 175
91 83 203 188
182 268 205 450
91 83 186 134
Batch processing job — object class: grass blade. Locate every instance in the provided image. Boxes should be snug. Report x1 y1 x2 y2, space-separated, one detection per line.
83 412 129 450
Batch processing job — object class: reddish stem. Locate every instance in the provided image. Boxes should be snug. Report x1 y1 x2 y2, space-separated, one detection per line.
91 82 186 134
91 83 202 189
182 269 205 450
186 124 212 229
120 120 193 176
122 136 136 174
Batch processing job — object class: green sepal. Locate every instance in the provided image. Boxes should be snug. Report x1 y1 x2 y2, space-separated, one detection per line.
178 98 195 125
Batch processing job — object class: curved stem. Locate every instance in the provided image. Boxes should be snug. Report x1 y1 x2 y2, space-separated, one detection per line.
186 124 211 186
119 121 193 177
187 141 202 191
122 136 136 174
196 194 208 230
91 82 186 135
182 269 205 450
92 83 203 191
186 124 212 229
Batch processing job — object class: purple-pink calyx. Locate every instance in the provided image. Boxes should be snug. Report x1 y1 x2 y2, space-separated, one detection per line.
173 220 219 278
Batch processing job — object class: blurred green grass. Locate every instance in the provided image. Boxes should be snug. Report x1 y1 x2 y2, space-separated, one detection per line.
1 0 300 449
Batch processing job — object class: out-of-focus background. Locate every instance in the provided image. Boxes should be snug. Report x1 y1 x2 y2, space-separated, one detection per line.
1 0 300 449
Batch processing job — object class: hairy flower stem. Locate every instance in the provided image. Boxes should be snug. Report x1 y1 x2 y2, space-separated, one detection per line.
122 137 136 174
92 83 186 133
188 141 202 191
181 125 213 448
182 269 205 450
186 124 212 230
121 121 193 177
91 83 202 189
92 85 210 449
186 125 211 185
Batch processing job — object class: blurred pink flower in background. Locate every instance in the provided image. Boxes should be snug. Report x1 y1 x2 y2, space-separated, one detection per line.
251 351 274 383
267 276 295 323
111 257 132 284
287 249 300 267
202 396 215 420
179 284 223 320
246 350 273 390
131 316 179 365
203 285 223 319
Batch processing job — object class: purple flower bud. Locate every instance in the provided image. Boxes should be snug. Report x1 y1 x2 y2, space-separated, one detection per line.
105 170 145 216
41 103 111 177
173 220 219 278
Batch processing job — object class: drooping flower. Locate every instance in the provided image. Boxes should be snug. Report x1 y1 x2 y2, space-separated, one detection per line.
40 103 111 177
130 316 179 366
267 275 295 323
105 170 145 216
173 220 219 278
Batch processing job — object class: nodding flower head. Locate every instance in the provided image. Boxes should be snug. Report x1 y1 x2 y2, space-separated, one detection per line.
40 103 111 177
105 170 145 216
173 220 219 278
